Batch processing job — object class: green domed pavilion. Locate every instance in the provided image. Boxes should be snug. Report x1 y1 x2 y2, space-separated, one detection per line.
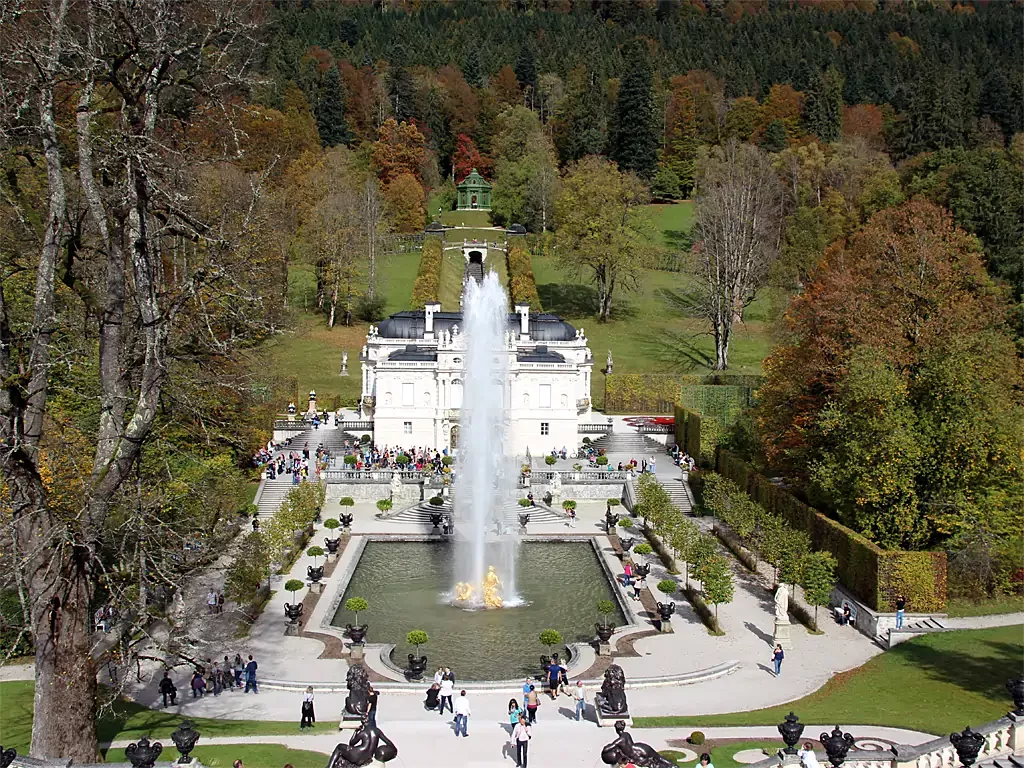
456 168 492 211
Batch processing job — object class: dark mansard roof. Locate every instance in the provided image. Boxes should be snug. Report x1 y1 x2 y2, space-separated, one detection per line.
376 310 577 342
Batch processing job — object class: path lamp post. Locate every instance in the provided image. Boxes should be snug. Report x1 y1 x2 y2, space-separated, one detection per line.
950 727 986 767
778 712 805 755
820 726 855 768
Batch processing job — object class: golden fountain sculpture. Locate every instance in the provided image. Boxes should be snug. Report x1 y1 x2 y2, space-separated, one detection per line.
454 566 503 608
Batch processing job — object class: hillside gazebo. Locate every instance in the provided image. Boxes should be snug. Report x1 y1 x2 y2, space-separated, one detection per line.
456 169 492 211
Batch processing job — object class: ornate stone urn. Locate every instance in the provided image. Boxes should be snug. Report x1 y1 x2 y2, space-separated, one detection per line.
284 602 303 636
1008 677 1024 715
778 712 804 755
604 511 619 533
339 512 354 533
633 562 651 580
307 564 325 583
126 737 163 768
820 726 855 768
429 512 443 532
618 538 636 557
595 622 615 645
324 537 341 555
407 654 428 680
656 601 675 632
951 727 986 767
171 721 200 765
346 623 368 645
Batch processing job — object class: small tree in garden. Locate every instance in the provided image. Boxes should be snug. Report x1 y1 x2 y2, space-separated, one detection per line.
225 533 271 602
306 546 325 567
407 629 429 653
346 597 369 625
658 579 678 594
777 531 811 588
801 551 838 624
339 497 355 508
377 498 393 513
751 512 786 571
700 555 735 618
562 500 577 513
285 579 305 605
344 454 358 466
539 628 563 650
545 454 558 466
597 599 616 628
688 534 719 588
596 456 609 466
442 456 455 466
634 543 653 555
519 498 533 507
323 518 341 536
669 518 701 586
618 517 634 529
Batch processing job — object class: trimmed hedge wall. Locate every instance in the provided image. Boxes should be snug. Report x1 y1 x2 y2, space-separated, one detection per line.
716 450 947 612
605 374 679 413
506 243 542 310
411 235 443 308
674 405 719 467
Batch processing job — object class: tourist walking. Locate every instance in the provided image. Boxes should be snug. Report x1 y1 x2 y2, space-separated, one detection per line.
573 681 586 721
568 507 576 528
771 644 784 677
632 574 644 601
158 671 177 707
508 698 522 727
233 654 244 687
511 714 532 767
300 687 316 730
546 658 563 699
622 561 632 587
895 594 906 629
367 684 379 728
438 675 455 716
521 678 532 710
244 654 259 693
453 690 471 737
525 684 540 723
207 590 218 614
190 670 206 698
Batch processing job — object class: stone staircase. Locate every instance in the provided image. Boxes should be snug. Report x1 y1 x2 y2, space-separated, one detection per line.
464 260 485 284
255 477 295 518
658 475 694 515
385 497 565 528
979 756 1023 768
587 431 665 456
879 615 950 649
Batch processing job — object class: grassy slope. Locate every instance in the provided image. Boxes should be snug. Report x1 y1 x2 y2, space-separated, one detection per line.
634 624 1023 735
440 209 494 228
945 595 1024 618
111 745 330 768
534 201 779 408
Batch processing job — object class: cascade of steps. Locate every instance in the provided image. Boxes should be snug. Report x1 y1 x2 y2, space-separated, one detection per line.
255 477 295 517
877 616 949 649
979 757 1023 768
587 431 666 456
658 476 694 515
385 497 565 527
464 261 485 284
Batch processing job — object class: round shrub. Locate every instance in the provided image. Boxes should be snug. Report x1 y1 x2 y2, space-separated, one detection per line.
607 498 620 507
343 454 358 466
396 454 410 466
582 437 591 444
360 434 371 444
407 629 429 648
634 543 653 555
596 456 609 466
429 496 444 506
518 498 532 507
323 518 340 530
376 498 393 513
544 455 557 466
562 500 577 511
618 518 634 529
346 597 369 613
538 629 563 647
339 497 355 507
284 579 305 596
306 545 325 558
658 579 679 594
689 732 705 746
442 456 455 466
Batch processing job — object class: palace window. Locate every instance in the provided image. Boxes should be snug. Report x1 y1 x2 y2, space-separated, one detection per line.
404 421 413 435
540 422 549 436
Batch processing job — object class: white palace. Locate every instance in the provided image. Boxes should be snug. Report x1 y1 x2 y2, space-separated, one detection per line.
359 300 594 455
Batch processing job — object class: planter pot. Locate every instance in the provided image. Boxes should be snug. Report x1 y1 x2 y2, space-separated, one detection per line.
345 624 368 645
595 623 614 643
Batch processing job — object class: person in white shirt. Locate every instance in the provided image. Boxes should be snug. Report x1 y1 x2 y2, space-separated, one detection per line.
453 690 470 737
799 742 820 768
511 714 531 767
433 667 444 686
438 677 455 717
572 681 586 721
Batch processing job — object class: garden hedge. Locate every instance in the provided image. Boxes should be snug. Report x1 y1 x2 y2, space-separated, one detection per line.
716 450 946 611
674 405 719 468
605 374 679 414
506 243 542 310
411 235 443 308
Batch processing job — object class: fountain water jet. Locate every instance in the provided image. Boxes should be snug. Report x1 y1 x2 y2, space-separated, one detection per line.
452 272 518 608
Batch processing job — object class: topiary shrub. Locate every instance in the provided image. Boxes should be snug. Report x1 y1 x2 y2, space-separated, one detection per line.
689 731 705 745
345 597 368 624
596 456 609 466
538 628 563 648
634 543 653 555
360 434 371 444
618 518 634 529
344 454 358 466
597 600 616 628
377 498 393 513
395 454 410 466
545 454 557 466
407 629 429 651
284 579 305 602
429 496 444 506
518 498 533 507
323 518 340 532
442 456 455 466
562 500 577 511
658 579 678 594
339 497 355 507
607 498 621 507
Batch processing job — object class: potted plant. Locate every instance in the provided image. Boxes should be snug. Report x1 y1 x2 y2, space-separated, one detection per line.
360 434 371 445
284 579 305 635
596 455 609 467
343 454 358 468
572 463 583 480
395 454 411 469
322 518 341 556
406 630 429 679
539 628 563 660
595 600 616 646
376 498 393 516
518 497 533 508
633 542 653 556
544 454 557 466
306 546 325 591
607 498 620 513
562 500 577 517
429 495 444 507
344 597 369 646
442 455 455 467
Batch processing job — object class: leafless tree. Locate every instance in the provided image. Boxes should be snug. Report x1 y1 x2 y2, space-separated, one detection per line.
0 0 264 759
689 140 783 370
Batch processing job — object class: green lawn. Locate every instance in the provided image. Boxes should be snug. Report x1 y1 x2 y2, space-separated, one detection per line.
109 745 329 768
634 625 1023 735
379 249 423 316
945 595 1024 618
651 201 695 248
440 209 493 228
662 741 779 768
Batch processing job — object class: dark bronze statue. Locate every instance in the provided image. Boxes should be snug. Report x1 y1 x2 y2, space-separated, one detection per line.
600 720 674 767
327 713 398 767
344 665 371 717
594 664 629 717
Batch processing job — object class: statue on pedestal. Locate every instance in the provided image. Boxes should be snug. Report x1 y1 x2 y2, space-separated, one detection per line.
340 351 349 376
327 713 397 767
594 664 629 718
600 720 673 767
606 350 614 374
774 584 790 622
390 473 402 501
550 471 562 505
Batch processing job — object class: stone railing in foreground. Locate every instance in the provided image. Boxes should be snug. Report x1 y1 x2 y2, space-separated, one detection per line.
744 696 1023 768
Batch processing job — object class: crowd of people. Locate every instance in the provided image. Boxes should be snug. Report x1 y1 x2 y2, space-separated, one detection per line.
156 654 261 706
342 444 453 474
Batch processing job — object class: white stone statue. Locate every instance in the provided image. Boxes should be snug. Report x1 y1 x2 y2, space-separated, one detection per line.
774 583 790 622
361 345 367 357
606 349 613 373
451 323 459 336
342 351 348 366
390 472 402 501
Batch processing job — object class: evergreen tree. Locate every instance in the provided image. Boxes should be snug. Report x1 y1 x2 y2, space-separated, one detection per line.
804 66 844 143
611 40 658 179
316 65 350 147
463 46 483 88
389 65 417 124
555 66 606 164
514 46 537 92
761 119 789 153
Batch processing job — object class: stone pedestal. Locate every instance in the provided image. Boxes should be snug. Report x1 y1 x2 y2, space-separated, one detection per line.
285 622 301 636
598 642 612 657
349 644 365 662
659 621 674 634
773 619 793 649
595 710 632 728
308 581 323 594
326 552 338 563
339 713 362 730
175 759 204 768
519 526 528 535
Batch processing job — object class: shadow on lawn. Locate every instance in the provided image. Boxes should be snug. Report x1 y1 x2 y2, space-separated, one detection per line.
536 283 637 321
892 638 1022 705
